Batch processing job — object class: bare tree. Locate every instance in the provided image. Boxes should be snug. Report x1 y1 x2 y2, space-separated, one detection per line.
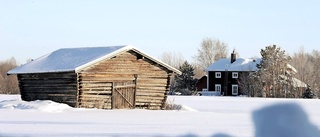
159 52 185 94
291 48 320 97
310 50 320 96
0 57 19 94
238 72 264 97
290 46 313 97
159 51 185 69
193 64 206 79
194 37 228 69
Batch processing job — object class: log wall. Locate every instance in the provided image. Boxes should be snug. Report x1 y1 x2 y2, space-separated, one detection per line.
17 72 78 107
77 51 173 110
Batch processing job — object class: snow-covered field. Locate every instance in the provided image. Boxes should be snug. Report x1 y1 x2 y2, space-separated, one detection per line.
1 95 320 137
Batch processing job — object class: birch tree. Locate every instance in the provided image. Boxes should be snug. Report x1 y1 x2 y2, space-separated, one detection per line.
194 38 228 69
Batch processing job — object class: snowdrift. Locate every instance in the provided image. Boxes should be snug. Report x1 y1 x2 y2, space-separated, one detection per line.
0 99 71 112
0 95 320 137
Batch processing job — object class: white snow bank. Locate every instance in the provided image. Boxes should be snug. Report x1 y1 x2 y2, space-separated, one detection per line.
0 98 71 112
0 95 199 112
1 95 320 137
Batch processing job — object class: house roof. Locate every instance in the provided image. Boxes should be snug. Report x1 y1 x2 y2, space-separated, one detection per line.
7 45 182 75
205 58 261 72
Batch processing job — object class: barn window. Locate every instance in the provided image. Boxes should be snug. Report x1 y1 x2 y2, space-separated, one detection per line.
215 72 221 78
232 72 238 78
232 85 238 95
215 84 221 92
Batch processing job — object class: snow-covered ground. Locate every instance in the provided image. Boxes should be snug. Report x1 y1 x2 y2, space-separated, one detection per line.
1 95 320 137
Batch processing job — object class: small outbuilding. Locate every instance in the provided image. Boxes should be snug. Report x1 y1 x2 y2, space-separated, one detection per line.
196 76 207 92
8 45 181 110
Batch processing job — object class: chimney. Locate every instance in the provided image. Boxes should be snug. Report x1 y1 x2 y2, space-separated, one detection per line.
231 49 236 63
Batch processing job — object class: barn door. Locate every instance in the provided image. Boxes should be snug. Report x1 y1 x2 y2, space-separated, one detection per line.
112 81 137 109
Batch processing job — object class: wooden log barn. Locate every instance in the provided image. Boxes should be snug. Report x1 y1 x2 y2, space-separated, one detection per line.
7 45 182 110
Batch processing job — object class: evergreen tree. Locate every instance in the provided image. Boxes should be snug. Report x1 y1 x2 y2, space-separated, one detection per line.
254 45 295 98
174 61 196 95
303 85 317 99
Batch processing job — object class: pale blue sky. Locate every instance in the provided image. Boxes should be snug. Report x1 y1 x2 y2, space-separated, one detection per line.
1 0 319 64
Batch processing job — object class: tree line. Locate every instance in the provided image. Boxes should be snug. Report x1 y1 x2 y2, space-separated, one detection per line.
238 45 313 98
291 47 320 97
1 38 319 98
160 38 319 98
159 38 229 95
0 57 19 94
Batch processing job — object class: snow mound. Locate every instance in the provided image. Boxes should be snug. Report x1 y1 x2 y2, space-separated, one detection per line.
0 99 71 112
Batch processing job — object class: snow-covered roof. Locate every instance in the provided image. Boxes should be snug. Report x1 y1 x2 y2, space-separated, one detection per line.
279 75 307 88
205 58 261 72
8 45 181 75
292 78 307 88
287 64 298 74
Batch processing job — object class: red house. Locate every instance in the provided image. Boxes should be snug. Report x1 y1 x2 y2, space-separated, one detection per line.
205 51 307 96
205 52 261 96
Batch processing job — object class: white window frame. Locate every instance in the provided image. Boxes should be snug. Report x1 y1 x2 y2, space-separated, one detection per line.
215 72 221 78
202 88 208 92
215 84 221 92
232 84 238 95
232 72 238 78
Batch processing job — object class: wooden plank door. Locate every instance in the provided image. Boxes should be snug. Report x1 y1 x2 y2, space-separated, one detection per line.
112 81 136 109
